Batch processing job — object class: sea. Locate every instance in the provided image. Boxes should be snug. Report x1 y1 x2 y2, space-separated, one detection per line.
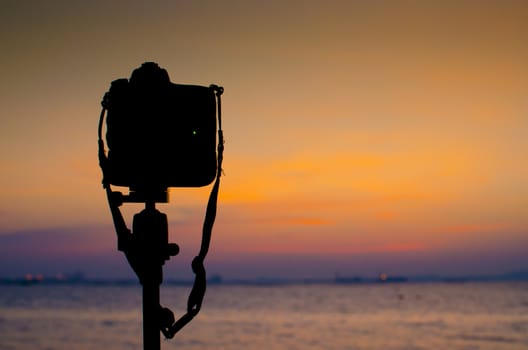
1 282 527 350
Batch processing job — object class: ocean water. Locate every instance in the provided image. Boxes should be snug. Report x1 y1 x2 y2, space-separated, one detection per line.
1 282 527 350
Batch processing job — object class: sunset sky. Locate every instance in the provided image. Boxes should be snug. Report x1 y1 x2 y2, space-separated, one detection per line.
1 0 527 280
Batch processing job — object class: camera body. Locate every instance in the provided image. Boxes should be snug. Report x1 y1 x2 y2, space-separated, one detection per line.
104 62 217 191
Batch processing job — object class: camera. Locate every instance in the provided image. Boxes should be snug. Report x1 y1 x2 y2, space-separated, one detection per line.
103 62 218 191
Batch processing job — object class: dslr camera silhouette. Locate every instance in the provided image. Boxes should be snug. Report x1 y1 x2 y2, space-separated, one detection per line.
99 62 222 201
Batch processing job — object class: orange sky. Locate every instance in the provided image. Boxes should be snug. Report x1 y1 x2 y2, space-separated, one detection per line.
0 0 527 278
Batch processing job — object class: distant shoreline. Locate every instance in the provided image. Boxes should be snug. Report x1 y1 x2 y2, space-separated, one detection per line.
2 271 528 287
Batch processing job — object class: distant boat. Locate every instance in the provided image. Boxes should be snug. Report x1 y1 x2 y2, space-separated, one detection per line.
334 274 363 284
378 272 408 283
334 273 408 284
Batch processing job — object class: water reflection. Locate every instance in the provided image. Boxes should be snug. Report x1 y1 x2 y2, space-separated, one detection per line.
1 283 527 350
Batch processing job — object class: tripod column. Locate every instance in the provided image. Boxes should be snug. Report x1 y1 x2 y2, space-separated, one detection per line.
142 281 160 350
133 201 169 350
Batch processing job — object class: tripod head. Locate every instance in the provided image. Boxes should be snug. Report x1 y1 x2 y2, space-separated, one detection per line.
107 188 169 204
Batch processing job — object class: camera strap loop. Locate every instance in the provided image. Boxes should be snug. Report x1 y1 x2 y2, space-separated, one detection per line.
98 90 117 191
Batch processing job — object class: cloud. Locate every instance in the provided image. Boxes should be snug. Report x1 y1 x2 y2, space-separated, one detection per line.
0 226 115 257
0 226 122 278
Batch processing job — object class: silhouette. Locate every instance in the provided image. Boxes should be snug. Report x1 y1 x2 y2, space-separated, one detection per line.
98 62 224 350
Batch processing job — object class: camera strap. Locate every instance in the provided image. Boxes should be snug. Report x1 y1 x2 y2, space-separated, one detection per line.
98 85 225 339
161 85 224 339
